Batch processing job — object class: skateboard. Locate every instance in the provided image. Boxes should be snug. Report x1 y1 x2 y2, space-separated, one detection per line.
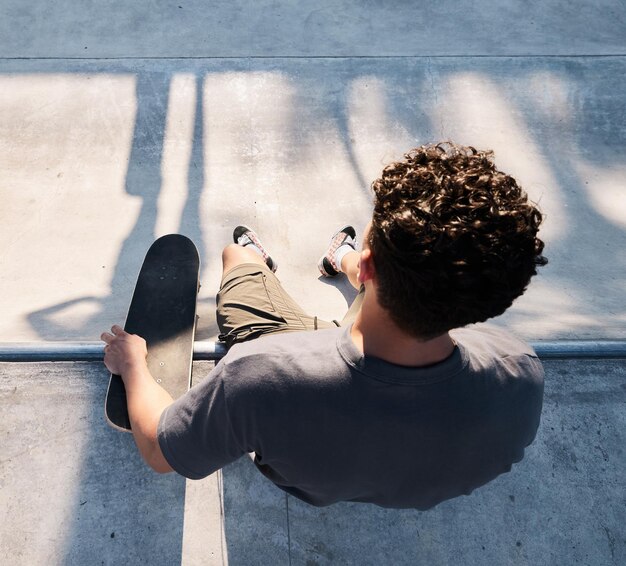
105 234 200 432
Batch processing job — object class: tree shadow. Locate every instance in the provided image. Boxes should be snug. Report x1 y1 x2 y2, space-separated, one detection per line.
489 59 625 336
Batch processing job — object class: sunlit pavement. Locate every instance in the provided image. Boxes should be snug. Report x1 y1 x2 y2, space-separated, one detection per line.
1 2 625 564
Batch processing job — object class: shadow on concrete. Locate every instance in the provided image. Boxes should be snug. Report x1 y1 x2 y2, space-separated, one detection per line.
23 58 626 344
0 361 187 565
471 58 626 337
179 74 207 272
317 275 358 311
61 365 187 565
27 69 208 342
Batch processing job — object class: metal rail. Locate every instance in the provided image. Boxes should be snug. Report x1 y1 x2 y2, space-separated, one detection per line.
0 340 625 362
531 341 626 359
0 341 227 362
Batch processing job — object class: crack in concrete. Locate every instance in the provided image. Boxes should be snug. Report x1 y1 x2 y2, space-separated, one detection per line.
601 524 616 561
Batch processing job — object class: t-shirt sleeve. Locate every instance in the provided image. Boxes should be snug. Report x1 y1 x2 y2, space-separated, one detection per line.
157 360 245 479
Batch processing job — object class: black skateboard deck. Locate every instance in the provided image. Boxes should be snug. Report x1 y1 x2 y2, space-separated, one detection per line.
105 234 200 432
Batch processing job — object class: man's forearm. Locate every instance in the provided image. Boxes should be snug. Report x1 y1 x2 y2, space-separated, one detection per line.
123 364 174 473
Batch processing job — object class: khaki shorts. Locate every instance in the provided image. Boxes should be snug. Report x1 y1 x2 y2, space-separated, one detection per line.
216 263 363 348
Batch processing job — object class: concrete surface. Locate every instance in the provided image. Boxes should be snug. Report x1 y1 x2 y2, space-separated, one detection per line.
1 1 625 57
1 359 625 565
1 55 625 341
0 3 625 343
1 1 625 565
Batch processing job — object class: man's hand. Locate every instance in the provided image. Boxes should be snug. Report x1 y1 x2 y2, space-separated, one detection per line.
101 325 148 378
101 324 173 474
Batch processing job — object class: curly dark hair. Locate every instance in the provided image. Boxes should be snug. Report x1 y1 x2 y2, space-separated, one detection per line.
368 142 547 339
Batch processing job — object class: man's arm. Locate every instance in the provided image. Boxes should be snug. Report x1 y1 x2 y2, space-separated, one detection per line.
101 325 174 473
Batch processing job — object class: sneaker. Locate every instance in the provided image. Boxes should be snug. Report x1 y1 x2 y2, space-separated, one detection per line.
318 225 357 277
233 225 278 272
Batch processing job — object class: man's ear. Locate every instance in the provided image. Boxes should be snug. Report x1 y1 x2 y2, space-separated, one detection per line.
357 248 375 283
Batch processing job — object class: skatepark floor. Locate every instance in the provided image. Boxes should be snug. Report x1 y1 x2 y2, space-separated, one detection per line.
1 2 625 564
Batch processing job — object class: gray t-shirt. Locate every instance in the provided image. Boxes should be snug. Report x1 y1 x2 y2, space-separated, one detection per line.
158 325 543 509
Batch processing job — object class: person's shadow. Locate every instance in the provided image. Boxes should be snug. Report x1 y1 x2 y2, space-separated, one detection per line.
28 72 210 342
27 71 209 564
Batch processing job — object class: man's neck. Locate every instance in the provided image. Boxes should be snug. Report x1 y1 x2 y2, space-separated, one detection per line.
350 290 455 368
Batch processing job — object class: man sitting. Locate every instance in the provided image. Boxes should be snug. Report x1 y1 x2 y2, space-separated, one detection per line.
102 142 547 509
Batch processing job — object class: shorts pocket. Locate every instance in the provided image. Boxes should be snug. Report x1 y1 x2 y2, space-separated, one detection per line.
216 270 288 346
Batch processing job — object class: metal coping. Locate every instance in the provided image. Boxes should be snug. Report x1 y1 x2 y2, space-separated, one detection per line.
0 341 227 362
0 340 625 362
